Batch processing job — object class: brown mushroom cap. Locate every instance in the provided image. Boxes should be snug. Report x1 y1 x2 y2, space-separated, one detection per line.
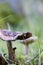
17 32 32 40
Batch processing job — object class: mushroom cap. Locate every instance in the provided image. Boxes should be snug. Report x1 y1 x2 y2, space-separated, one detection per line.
0 29 32 41
0 29 23 41
20 36 38 45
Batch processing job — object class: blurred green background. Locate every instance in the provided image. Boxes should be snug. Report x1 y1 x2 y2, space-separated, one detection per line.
0 0 43 65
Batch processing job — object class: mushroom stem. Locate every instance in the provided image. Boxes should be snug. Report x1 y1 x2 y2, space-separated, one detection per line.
7 41 16 63
24 44 30 60
25 44 28 56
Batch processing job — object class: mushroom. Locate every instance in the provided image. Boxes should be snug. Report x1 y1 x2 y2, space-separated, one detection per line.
0 29 23 63
19 32 38 60
0 29 38 63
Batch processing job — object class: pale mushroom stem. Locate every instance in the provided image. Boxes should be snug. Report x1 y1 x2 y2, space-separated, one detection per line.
24 44 30 60
25 44 28 56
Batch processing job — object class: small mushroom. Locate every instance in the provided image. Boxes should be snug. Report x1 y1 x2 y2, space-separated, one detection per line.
20 32 38 60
